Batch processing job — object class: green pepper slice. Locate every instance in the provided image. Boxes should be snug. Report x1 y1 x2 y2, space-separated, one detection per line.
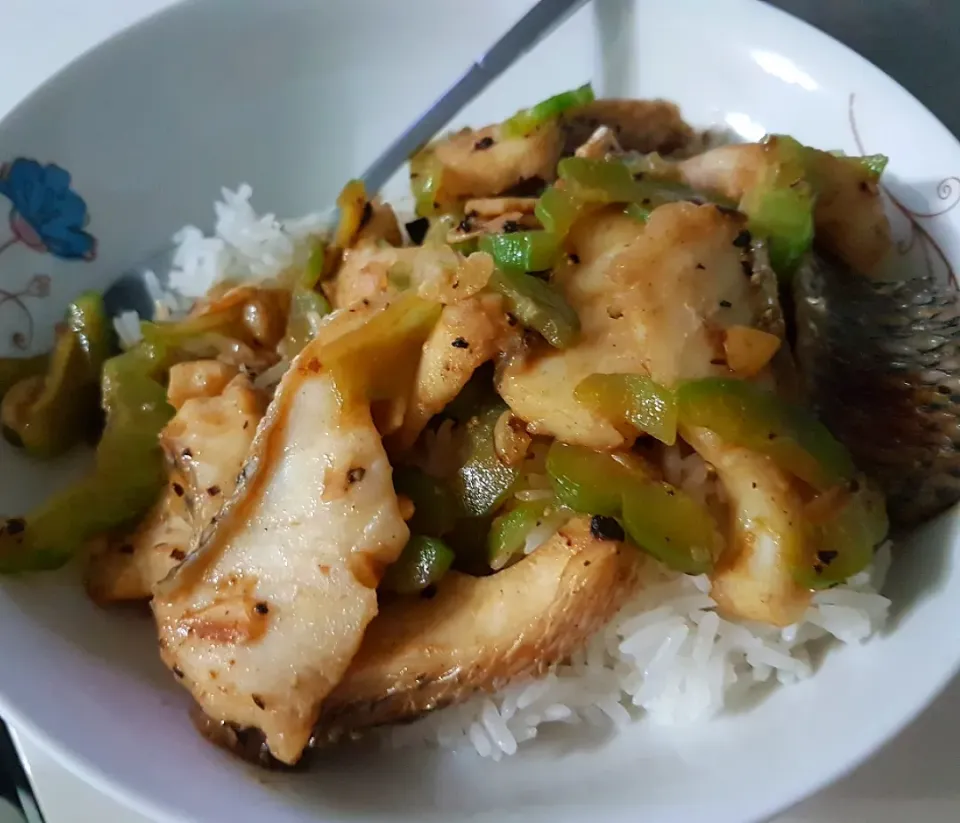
624 202 652 223
535 184 597 237
620 482 716 574
546 442 633 518
0 342 174 573
479 231 560 273
409 150 444 218
381 535 455 594
574 373 678 445
282 288 331 358
394 467 458 537
558 156 642 203
450 402 520 518
795 477 889 589
545 441 718 573
334 179 368 247
539 158 730 239
488 498 551 571
676 377 855 491
501 83 595 139
0 355 47 402
739 135 815 281
488 268 580 349
1 292 114 457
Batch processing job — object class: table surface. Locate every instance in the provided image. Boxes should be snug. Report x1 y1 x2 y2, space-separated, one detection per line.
4 0 960 821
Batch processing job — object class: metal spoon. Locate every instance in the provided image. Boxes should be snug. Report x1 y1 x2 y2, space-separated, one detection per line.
103 0 590 322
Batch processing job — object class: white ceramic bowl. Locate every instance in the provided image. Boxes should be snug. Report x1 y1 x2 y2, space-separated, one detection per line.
1 1 959 821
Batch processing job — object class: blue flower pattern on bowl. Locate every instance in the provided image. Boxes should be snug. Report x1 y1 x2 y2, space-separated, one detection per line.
0 158 97 351
0 158 96 260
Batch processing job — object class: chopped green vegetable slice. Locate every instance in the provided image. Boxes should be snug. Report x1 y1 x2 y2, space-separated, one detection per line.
621 482 716 575
739 135 815 281
1 292 113 457
795 477 889 589
282 288 331 358
334 179 368 247
574 373 678 445
856 154 888 179
381 535 455 594
488 268 580 349
488 498 551 571
546 442 633 518
546 441 718 573
624 202 652 223
501 83 595 139
409 150 444 218
479 231 560 273
676 377 855 491
535 184 596 237
558 156 642 203
0 342 174 573
394 467 458 537
0 354 46 403
303 238 328 288
450 402 520 518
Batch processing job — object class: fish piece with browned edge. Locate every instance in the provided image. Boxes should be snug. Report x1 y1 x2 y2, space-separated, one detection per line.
152 296 440 765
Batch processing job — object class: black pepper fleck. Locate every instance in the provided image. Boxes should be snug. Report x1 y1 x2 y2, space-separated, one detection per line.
405 217 430 245
501 219 520 234
817 550 838 565
207 485 221 497
252 695 265 710
732 229 752 248
172 665 185 679
243 420 250 430
172 482 185 496
710 358 726 366
358 200 373 230
4 517 25 536
719 300 732 308
696 263 706 270
714 204 742 218
858 180 870 193
451 337 469 349
767 432 777 440
568 253 580 264
474 135 495 151
457 216 473 233
255 602 270 615
347 467 366 484
590 515 625 542
170 548 186 561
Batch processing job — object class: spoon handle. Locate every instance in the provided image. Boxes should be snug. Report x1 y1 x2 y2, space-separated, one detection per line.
360 0 591 194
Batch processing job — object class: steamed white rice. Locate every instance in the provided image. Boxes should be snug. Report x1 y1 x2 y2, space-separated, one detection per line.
132 185 893 760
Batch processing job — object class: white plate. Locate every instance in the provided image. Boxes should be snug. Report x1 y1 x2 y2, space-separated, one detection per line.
0 1 959 822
